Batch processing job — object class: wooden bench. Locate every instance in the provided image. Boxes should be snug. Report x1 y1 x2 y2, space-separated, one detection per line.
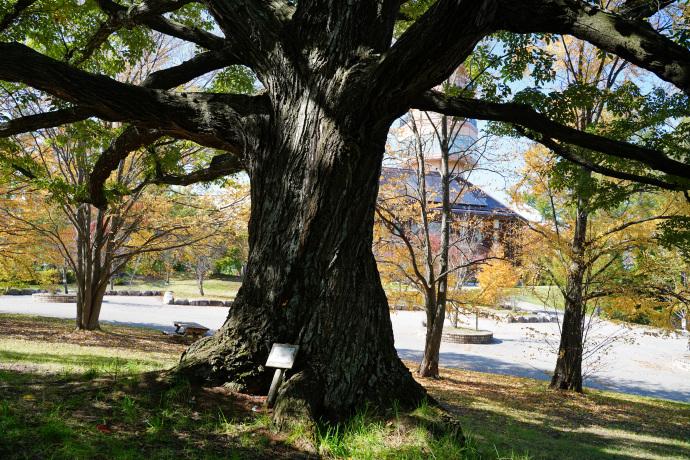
163 321 210 340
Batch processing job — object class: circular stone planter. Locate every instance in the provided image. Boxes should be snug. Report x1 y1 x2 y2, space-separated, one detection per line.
419 326 493 344
32 292 77 303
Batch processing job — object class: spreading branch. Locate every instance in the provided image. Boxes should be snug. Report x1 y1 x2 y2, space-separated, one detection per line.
119 152 245 200
496 0 690 96
67 0 224 65
613 0 676 20
0 48 242 138
411 91 690 188
0 42 266 152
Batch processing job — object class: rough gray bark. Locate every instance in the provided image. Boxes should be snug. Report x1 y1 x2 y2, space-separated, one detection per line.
177 108 427 420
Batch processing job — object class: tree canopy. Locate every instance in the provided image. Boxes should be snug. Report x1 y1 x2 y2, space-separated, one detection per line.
2 1 690 194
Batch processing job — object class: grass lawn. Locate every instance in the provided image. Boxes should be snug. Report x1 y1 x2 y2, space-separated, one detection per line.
1 314 688 459
508 286 565 310
119 273 243 301
18 272 244 302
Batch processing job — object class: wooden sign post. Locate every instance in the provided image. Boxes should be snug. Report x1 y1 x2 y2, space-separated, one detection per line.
265 343 299 408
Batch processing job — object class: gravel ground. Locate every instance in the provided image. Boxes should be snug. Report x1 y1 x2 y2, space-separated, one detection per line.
1 295 688 403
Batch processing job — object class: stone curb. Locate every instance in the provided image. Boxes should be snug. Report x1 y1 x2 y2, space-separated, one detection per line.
104 290 163 296
162 292 232 308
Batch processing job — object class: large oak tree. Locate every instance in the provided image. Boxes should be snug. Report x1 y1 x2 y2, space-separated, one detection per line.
2 0 690 422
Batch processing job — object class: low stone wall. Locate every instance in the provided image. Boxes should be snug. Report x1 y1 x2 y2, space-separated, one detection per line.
32 293 77 303
392 304 423 311
169 298 233 307
5 287 233 307
504 314 558 323
419 327 493 344
104 290 162 296
4 288 45 296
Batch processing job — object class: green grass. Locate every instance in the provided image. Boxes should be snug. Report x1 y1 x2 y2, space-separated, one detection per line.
121 273 243 301
15 272 243 301
421 365 690 460
507 286 565 311
1 314 688 459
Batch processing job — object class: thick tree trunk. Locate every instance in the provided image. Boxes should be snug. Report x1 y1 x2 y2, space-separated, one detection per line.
176 101 427 422
550 196 589 392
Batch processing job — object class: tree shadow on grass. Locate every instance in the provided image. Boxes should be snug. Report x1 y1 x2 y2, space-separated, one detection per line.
412 364 690 460
0 369 307 460
0 314 188 354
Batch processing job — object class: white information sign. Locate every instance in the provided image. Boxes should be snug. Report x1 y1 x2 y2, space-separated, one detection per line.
265 343 299 369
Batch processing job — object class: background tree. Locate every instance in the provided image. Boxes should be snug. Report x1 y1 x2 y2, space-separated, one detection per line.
0 128 228 329
478 14 690 392
180 183 249 295
513 144 684 391
2 0 690 423
375 102 501 378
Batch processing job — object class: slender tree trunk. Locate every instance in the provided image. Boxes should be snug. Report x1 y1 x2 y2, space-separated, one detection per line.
176 105 428 422
550 194 589 392
419 119 452 378
419 293 445 377
197 272 205 296
62 266 69 294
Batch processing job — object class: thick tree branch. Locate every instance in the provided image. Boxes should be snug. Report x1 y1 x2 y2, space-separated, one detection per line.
538 137 685 191
143 15 226 50
140 47 243 88
197 0 290 72
87 127 163 207
94 0 195 25
0 108 91 137
377 0 497 113
497 0 690 96
0 42 266 152
130 152 245 194
292 0 398 64
613 0 675 20
1 48 241 137
85 0 224 63
411 91 690 188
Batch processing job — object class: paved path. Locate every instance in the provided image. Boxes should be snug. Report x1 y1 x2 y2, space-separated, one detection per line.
1 295 688 403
